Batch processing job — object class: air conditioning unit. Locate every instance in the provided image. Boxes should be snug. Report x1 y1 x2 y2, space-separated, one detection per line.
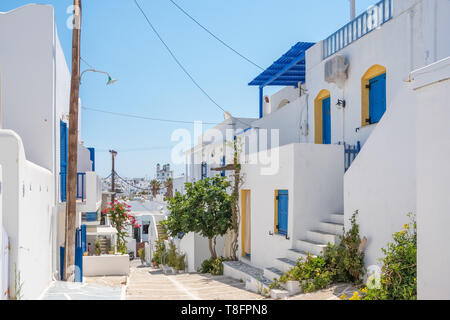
325 54 349 88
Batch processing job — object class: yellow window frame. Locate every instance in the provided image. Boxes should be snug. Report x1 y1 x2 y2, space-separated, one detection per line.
361 65 387 127
314 89 331 144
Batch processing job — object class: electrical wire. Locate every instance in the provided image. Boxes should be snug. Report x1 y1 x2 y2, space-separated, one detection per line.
82 106 219 125
132 0 255 130
167 0 264 70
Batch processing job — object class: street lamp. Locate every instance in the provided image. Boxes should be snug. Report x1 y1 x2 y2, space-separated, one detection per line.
80 69 117 86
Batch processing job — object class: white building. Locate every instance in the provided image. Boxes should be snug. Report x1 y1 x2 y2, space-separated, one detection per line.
186 0 450 298
0 4 102 299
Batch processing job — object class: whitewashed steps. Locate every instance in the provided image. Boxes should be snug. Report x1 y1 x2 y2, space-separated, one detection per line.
274 258 297 273
328 213 344 224
306 230 339 245
286 248 310 262
319 221 344 235
264 267 284 282
295 239 328 256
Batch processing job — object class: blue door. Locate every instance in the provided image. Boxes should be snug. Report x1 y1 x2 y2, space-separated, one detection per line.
322 97 331 144
369 73 386 124
60 121 68 202
277 190 288 236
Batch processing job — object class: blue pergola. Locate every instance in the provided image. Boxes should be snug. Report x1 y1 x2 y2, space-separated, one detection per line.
248 42 315 118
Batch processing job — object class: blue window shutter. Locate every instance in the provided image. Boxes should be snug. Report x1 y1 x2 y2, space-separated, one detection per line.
369 73 387 123
88 148 95 171
81 225 87 253
221 156 226 177
60 121 68 202
277 190 289 236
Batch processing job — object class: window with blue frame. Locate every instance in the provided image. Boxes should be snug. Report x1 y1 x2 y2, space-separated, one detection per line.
367 73 386 124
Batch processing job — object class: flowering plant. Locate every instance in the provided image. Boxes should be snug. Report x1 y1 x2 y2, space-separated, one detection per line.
101 200 141 254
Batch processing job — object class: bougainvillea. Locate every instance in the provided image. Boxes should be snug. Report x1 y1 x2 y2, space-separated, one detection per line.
101 200 141 254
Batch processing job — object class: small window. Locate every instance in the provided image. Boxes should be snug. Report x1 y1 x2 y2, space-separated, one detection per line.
143 224 149 234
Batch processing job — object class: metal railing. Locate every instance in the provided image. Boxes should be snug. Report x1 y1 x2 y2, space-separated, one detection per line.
341 141 361 172
60 172 86 202
323 0 393 59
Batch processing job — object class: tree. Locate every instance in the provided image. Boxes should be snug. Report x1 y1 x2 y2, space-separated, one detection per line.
164 178 174 200
162 176 232 259
150 179 161 198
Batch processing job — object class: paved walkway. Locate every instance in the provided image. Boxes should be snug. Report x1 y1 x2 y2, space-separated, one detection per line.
40 281 123 300
125 260 357 300
126 260 265 300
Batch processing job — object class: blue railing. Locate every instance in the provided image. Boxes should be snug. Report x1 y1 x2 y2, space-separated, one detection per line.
60 172 86 202
342 141 361 172
83 212 98 222
323 0 393 59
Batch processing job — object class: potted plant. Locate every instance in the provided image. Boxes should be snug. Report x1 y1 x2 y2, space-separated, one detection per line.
138 248 146 266
95 238 101 256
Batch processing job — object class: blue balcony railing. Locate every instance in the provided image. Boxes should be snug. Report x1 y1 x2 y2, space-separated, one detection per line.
323 0 393 59
60 172 86 202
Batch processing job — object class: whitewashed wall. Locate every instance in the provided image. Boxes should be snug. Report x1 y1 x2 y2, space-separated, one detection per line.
413 57 450 300
0 130 54 299
304 0 450 148
240 143 344 268
0 4 70 174
175 232 225 273
344 82 416 267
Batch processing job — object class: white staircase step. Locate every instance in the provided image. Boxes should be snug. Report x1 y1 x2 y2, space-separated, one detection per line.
286 248 310 262
328 213 344 224
274 258 297 273
263 267 284 282
307 230 338 245
318 221 344 235
295 239 328 256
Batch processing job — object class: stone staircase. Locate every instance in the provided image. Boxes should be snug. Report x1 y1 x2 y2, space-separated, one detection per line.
98 236 111 254
156 223 168 240
263 213 344 283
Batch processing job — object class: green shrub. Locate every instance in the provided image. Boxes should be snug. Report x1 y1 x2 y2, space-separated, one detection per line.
167 242 178 268
323 211 365 284
152 239 166 265
364 213 417 300
175 254 186 271
278 254 334 293
138 248 145 263
199 257 227 275
272 211 365 293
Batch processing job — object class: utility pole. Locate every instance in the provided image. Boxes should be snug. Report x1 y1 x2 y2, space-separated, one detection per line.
110 150 117 202
64 0 82 281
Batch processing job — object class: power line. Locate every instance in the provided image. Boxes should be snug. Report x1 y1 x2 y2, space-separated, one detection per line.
82 106 219 125
167 0 264 70
114 171 155 192
132 0 255 130
95 146 172 153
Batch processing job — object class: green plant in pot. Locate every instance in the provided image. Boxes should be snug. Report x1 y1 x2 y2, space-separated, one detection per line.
138 248 146 265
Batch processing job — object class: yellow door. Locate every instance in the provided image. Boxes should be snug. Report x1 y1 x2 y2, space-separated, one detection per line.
241 190 251 257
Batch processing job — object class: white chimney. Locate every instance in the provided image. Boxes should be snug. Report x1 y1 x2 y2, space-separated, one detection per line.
349 0 356 20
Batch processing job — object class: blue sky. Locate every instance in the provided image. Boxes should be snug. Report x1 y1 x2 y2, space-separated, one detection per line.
0 0 379 178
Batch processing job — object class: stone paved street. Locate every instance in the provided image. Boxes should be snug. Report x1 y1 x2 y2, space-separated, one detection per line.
125 260 357 300
40 281 123 300
40 260 357 300
126 260 265 300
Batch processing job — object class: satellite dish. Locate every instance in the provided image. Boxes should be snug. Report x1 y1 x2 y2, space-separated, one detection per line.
224 111 232 120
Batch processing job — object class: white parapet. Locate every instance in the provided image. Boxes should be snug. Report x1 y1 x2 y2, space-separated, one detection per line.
83 255 130 277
